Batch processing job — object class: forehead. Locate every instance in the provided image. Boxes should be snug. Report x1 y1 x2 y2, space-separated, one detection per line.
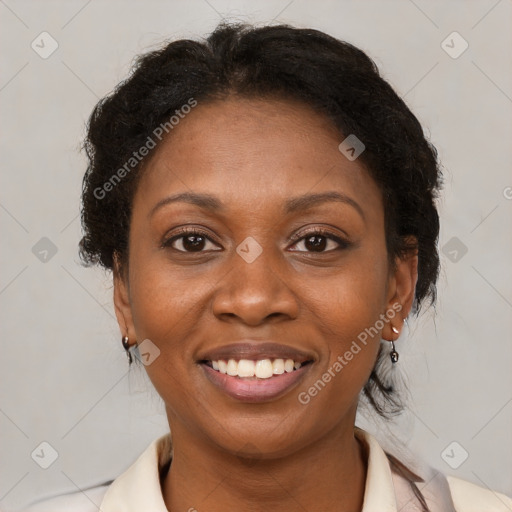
133 97 382 219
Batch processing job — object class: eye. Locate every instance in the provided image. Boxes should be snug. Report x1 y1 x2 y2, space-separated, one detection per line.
288 228 350 253
163 227 350 254
163 228 221 253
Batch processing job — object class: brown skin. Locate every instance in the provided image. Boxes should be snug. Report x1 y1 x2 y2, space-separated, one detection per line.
113 97 418 511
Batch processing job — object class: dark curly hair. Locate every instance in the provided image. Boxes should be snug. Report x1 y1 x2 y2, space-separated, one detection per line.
79 22 442 418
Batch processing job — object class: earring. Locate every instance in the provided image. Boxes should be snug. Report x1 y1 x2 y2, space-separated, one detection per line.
389 326 399 364
122 336 133 365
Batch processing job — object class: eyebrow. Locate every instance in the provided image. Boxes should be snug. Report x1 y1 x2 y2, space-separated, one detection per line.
284 191 365 220
149 191 365 220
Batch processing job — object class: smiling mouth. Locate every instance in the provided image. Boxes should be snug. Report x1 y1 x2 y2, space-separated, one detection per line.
200 358 313 379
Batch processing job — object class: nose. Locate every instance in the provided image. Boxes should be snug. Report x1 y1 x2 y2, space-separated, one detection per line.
211 245 299 326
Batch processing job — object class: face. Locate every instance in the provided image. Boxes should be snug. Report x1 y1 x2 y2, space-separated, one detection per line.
114 96 417 458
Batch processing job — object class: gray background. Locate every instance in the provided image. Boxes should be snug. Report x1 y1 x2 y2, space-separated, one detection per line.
1 0 511 510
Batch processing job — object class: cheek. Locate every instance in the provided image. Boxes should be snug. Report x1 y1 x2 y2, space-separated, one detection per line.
294 283 385 422
306 240 390 334
129 259 207 353
127 262 207 414
301 246 389 389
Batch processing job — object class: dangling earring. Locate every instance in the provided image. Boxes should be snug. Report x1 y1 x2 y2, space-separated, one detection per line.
389 326 399 364
122 336 133 365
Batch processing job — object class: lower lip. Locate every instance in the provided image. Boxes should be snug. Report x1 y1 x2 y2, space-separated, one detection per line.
200 363 312 403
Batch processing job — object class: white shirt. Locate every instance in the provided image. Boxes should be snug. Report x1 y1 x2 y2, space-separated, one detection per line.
24 428 512 511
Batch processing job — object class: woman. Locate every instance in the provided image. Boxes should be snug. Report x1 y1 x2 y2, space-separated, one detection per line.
26 22 511 511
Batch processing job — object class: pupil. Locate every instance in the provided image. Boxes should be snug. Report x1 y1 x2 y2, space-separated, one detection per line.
184 235 205 251
306 235 326 252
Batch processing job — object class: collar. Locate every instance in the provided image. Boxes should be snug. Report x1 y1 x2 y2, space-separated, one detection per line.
99 428 424 511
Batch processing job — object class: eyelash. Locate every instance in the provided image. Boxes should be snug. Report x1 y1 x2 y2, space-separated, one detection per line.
162 227 350 253
289 228 350 252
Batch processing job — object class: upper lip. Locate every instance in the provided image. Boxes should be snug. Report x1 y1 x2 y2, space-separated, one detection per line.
197 342 315 363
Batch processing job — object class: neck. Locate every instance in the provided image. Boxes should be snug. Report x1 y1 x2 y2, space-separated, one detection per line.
162 417 367 512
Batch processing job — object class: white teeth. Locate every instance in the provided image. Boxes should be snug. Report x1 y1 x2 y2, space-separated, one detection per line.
238 359 255 377
218 360 227 374
255 359 273 379
272 359 285 374
284 359 295 373
208 357 307 378
226 359 238 376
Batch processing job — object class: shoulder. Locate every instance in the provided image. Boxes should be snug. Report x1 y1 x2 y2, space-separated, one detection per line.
447 475 512 512
22 434 171 512
22 482 111 512
357 427 512 512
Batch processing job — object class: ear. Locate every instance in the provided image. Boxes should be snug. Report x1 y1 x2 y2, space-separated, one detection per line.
113 252 136 344
382 237 418 340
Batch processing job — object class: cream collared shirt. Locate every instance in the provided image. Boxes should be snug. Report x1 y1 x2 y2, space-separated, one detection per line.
25 428 512 511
